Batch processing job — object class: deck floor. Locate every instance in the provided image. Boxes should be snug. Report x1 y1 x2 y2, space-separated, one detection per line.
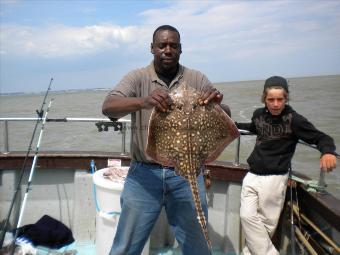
31 242 239 255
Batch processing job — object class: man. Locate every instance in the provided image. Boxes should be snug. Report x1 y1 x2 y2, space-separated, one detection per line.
236 76 337 255
102 25 221 255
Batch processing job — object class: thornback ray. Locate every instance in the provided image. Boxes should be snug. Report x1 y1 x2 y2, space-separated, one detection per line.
146 82 240 249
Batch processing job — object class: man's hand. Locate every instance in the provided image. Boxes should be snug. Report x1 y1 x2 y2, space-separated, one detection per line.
320 153 337 172
142 88 173 112
198 85 223 105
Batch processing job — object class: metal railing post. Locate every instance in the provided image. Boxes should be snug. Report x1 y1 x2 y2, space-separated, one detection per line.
121 123 127 155
234 136 241 166
318 170 326 190
3 120 9 153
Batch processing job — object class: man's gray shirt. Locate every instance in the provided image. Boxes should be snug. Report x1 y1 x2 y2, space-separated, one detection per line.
106 62 212 163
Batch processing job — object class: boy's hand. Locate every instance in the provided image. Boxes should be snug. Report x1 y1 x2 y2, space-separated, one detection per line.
320 154 337 172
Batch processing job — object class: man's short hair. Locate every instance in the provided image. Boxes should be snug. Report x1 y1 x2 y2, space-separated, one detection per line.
152 25 181 42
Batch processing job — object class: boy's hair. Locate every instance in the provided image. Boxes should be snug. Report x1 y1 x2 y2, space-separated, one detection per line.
261 76 289 103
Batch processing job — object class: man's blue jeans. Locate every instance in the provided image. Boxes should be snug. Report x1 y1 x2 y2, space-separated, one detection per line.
109 161 211 255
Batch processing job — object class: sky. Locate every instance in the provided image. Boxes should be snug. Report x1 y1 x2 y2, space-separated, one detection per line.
1 0 340 93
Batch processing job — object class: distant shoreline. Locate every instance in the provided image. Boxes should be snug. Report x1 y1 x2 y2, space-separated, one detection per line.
0 88 111 97
1 74 339 96
213 74 340 86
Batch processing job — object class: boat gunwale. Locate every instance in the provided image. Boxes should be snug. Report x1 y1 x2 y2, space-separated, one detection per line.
1 150 339 232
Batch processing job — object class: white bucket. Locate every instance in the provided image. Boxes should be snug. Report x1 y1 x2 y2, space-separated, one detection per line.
93 168 125 213
93 168 150 255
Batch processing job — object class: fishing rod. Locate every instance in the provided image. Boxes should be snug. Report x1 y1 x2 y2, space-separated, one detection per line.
288 164 297 255
0 78 53 249
288 140 339 255
11 99 54 253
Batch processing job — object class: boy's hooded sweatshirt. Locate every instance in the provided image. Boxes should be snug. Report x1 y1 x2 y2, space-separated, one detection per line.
236 105 336 175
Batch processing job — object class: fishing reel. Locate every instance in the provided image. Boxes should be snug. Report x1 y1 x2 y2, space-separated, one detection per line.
95 120 123 132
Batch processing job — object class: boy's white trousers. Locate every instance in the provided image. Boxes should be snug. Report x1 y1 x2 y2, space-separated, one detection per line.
240 172 289 255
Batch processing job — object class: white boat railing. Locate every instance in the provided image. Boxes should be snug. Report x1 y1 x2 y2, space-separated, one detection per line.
0 117 331 188
0 117 131 155
0 117 249 165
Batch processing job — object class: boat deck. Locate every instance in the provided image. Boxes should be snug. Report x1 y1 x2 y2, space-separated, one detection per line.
1 151 339 255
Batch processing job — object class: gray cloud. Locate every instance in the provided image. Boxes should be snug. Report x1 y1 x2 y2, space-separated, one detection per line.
1 0 340 93
1 24 146 58
1 1 339 61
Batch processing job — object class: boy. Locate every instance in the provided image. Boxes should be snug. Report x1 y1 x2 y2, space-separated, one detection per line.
236 76 337 255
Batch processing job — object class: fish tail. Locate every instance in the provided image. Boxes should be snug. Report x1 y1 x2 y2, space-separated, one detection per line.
188 176 212 250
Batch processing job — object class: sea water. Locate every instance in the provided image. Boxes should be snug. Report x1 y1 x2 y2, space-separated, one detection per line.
1 75 339 198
